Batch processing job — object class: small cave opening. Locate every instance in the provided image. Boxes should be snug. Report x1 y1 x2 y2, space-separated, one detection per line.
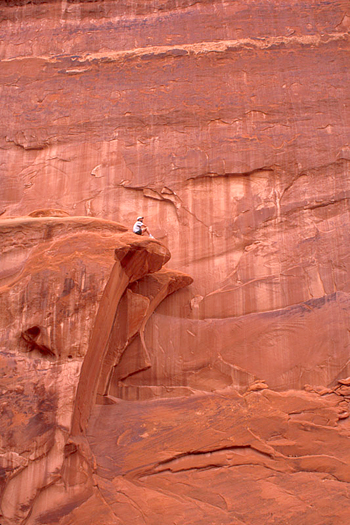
21 326 56 359
23 326 41 340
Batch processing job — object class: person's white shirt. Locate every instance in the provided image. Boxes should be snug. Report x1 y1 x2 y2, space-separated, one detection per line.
133 220 143 234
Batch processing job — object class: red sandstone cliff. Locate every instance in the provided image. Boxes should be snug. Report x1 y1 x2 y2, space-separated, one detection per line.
1 0 350 523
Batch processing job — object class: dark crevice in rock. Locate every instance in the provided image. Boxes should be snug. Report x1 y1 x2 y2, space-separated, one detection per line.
21 326 56 358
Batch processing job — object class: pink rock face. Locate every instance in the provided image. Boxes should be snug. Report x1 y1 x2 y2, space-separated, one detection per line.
85 388 350 525
0 214 192 523
0 0 349 393
1 0 350 523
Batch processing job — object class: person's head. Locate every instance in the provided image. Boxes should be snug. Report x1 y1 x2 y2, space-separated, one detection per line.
137 216 144 222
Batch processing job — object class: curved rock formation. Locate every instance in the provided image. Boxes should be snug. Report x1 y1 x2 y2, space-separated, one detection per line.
0 214 192 524
1 0 349 394
1 0 350 522
86 386 350 525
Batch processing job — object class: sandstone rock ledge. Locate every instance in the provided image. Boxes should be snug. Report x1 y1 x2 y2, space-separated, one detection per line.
0 215 350 524
0 214 192 524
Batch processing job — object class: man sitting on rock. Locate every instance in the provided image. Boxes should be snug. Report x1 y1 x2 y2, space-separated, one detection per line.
133 216 153 237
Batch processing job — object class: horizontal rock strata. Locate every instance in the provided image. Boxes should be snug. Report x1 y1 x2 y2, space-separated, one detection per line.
1 0 350 522
0 0 349 394
84 386 350 525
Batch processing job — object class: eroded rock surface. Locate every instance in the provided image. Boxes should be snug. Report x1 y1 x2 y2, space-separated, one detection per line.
1 0 350 523
0 0 349 393
85 387 350 525
0 214 192 523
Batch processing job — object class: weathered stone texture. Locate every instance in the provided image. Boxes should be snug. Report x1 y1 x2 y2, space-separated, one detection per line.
1 0 350 522
1 0 350 391
0 215 192 523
